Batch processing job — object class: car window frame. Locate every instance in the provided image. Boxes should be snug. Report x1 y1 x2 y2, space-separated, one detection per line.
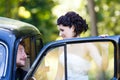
24 35 120 80
0 41 8 78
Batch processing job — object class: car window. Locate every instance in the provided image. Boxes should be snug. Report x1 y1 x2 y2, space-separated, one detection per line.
21 37 42 71
65 42 114 80
0 42 8 79
31 41 114 80
32 46 63 80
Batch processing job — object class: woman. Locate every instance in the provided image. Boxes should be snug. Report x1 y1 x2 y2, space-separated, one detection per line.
56 11 107 80
57 11 88 39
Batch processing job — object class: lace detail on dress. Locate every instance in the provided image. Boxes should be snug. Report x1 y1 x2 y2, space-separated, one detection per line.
59 53 90 80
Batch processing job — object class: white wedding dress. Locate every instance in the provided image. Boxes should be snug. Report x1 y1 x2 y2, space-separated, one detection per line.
59 52 90 80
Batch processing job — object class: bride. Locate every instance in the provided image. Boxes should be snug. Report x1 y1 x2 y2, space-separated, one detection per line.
55 11 108 80
58 43 103 80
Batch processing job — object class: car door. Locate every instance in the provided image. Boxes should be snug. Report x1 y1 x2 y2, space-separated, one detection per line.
24 35 120 80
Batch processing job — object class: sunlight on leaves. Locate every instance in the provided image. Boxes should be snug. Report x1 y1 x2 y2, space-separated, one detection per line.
18 6 31 18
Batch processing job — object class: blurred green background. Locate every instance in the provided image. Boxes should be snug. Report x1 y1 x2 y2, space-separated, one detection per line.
0 0 120 44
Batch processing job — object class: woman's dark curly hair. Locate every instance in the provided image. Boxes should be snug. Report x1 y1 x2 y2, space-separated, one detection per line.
57 11 88 37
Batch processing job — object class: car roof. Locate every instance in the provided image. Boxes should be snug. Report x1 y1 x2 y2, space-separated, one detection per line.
0 17 42 38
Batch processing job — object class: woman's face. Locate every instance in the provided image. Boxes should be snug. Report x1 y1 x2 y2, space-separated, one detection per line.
57 24 75 39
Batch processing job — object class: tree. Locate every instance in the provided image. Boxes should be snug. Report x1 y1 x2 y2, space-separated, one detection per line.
87 0 98 36
0 0 58 44
0 0 120 43
93 0 120 35
18 0 58 44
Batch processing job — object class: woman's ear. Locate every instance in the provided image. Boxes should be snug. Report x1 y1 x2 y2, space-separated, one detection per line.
71 25 75 31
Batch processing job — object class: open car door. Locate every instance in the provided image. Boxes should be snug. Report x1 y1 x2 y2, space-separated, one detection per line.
24 35 120 80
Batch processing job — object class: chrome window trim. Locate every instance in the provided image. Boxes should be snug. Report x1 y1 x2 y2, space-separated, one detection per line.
0 41 8 77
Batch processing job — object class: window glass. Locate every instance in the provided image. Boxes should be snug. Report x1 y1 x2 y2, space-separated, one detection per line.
33 46 64 80
32 41 114 80
21 38 31 71
0 42 8 79
66 42 114 80
21 37 43 71
35 38 43 55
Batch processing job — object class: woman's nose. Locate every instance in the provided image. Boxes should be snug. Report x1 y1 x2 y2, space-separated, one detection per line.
59 32 62 37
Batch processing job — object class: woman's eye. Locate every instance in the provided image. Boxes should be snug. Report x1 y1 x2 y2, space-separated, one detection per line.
60 29 64 32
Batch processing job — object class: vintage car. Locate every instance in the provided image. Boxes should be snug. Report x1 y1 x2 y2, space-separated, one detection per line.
0 17 43 80
0 17 120 80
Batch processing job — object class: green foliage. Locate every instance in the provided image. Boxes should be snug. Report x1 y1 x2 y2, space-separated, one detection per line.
94 0 120 35
0 0 120 44
18 0 58 44
0 0 58 44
